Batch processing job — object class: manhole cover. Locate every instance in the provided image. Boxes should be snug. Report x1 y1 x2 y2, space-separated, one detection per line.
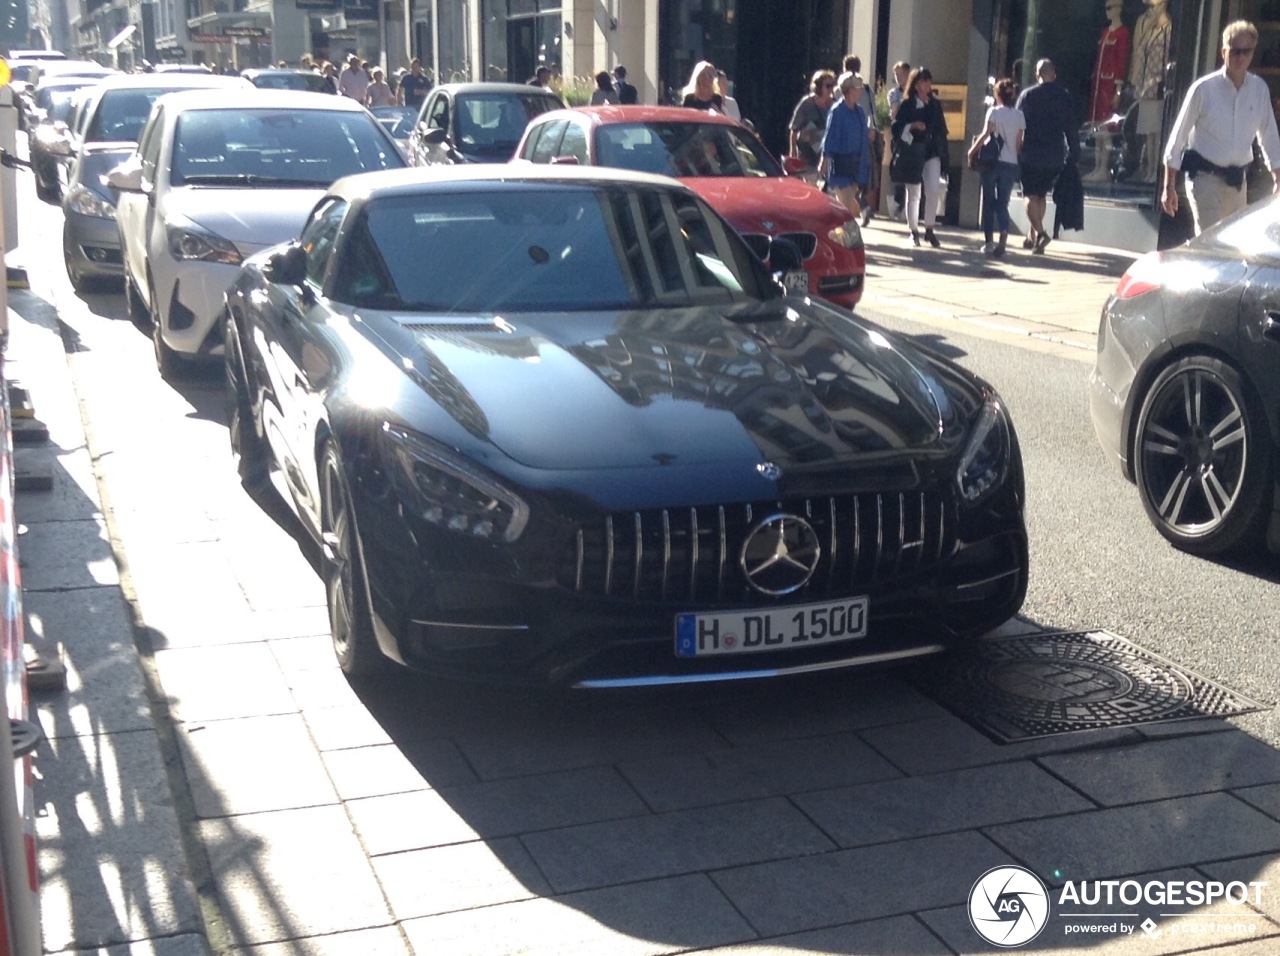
911 630 1269 742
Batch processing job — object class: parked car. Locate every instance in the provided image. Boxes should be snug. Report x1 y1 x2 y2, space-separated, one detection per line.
111 88 407 376
61 72 251 292
240 68 330 94
28 77 106 203
1089 194 1280 557
515 105 866 308
407 82 562 166
224 165 1028 685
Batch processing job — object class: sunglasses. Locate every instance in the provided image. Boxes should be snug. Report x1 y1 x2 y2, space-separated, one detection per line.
821 83 835 90
1228 46 1256 56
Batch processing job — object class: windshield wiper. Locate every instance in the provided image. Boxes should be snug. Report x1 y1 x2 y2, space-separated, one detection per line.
180 173 325 187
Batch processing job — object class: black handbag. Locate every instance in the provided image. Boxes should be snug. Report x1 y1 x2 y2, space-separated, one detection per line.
975 132 1004 169
889 138 925 184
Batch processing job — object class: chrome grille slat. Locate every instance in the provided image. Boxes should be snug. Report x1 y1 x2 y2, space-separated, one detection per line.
565 492 954 602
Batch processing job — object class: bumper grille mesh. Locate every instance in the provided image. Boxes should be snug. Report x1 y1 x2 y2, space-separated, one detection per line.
740 232 819 261
562 492 954 603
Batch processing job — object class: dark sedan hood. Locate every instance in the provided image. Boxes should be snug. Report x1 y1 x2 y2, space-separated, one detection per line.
358 302 955 471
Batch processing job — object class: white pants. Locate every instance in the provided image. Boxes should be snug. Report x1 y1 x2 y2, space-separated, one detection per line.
1187 172 1247 235
904 157 942 233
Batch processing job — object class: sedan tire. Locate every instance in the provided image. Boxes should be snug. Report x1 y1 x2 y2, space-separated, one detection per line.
123 274 151 329
224 311 270 489
320 441 390 676
1134 355 1270 556
151 282 188 380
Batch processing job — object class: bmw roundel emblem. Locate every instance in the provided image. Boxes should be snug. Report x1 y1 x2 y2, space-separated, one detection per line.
762 220 776 232
756 461 783 481
740 514 821 596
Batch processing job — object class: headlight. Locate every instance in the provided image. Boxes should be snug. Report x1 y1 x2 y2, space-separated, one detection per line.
166 221 243 265
381 424 529 543
65 183 116 219
827 217 864 250
956 394 1011 504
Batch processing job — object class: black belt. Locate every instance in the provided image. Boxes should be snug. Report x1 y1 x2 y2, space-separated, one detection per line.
1182 149 1247 188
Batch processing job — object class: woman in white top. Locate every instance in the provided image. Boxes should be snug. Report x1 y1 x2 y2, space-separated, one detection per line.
967 78 1026 256
366 68 396 107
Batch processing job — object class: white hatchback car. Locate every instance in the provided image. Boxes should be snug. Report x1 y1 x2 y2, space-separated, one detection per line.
110 88 407 376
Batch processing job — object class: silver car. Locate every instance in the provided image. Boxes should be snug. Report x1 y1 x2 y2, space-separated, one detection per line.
61 72 250 292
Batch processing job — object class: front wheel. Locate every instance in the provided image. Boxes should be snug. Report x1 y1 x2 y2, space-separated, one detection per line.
151 282 188 380
320 441 389 676
1134 355 1271 556
224 311 270 489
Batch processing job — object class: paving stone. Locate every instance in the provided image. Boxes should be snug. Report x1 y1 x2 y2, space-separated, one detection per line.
45 933 213 956
267 635 336 673
522 797 836 894
236 926 410 955
18 515 119 589
985 793 1280 885
25 585 153 737
677 914 947 954
400 873 753 956
1198 853 1280 922
795 760 1095 848
618 732 902 812
176 714 337 818
284 665 369 712
36 730 203 952
12 444 102 524
347 788 479 854
859 715 1143 775
303 704 396 751
711 831 1008 938
1038 733 1280 806
322 740 476 800
152 643 296 722
198 805 392 945
372 837 550 920
1234 783 1280 822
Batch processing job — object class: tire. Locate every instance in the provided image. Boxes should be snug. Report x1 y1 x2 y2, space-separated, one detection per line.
150 281 188 379
123 274 151 328
35 170 59 205
224 311 270 488
1133 355 1271 556
320 441 389 676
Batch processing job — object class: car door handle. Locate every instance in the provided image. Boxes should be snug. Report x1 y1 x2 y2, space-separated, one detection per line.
1265 313 1280 342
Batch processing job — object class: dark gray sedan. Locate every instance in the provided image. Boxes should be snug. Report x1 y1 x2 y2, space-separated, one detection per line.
1089 195 1280 557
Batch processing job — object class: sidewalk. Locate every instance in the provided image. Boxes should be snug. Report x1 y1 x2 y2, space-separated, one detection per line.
11 218 1280 956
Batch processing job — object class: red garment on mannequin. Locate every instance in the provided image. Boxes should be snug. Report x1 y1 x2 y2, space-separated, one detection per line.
1091 24 1130 122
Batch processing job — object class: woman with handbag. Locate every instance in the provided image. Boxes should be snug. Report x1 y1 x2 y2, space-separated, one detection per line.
966 78 1025 256
891 67 949 247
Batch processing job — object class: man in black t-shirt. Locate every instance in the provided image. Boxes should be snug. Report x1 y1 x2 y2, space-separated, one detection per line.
398 58 432 110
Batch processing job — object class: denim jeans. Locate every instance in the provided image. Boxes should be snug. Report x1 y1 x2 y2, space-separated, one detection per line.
980 161 1020 240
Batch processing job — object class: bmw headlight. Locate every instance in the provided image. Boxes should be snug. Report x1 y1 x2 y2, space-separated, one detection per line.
166 220 243 265
382 424 529 543
65 183 116 220
827 217 864 250
956 394 1011 504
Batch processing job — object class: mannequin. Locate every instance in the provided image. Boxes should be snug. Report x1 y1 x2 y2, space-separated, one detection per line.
1129 0 1172 181
1086 0 1130 181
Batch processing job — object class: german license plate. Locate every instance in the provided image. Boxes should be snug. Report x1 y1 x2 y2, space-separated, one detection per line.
784 270 810 292
675 596 868 658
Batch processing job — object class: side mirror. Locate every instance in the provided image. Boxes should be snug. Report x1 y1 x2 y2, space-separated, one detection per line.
264 243 308 287
106 160 144 192
781 155 808 176
46 138 74 157
769 237 805 276
549 155 579 165
422 127 447 146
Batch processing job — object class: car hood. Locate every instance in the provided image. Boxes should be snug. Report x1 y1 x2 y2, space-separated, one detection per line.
358 302 962 472
173 188 324 249
682 176 849 231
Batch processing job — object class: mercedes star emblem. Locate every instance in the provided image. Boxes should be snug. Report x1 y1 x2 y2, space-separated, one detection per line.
740 514 821 596
756 461 783 481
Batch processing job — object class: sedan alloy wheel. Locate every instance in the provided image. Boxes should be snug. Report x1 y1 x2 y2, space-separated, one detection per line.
1134 355 1270 555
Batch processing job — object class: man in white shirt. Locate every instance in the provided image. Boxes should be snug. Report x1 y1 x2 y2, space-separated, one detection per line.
338 54 371 103
1162 19 1280 234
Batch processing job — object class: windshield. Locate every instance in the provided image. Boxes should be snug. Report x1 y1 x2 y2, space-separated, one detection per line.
456 92 561 160
332 184 779 312
171 108 404 186
594 121 782 178
36 87 79 120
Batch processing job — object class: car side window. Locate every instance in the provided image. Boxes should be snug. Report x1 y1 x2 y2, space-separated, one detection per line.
426 95 448 131
529 120 566 163
299 199 348 289
137 110 163 183
559 123 588 164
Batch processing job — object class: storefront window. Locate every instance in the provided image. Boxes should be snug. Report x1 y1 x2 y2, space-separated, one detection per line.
482 0 561 84
993 0 1178 206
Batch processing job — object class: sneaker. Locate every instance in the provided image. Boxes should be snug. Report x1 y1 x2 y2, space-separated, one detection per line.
981 241 994 255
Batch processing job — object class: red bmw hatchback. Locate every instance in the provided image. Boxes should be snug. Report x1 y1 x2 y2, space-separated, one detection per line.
513 106 865 307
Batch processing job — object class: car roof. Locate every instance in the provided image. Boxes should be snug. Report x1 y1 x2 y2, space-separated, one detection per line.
433 82 564 98
89 72 250 92
329 163 682 203
531 105 743 128
154 87 369 112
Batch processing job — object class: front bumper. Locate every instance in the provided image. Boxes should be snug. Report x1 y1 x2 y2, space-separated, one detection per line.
63 210 122 278
157 260 241 358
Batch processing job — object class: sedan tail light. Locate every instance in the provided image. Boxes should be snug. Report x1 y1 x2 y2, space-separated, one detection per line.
1112 251 1163 299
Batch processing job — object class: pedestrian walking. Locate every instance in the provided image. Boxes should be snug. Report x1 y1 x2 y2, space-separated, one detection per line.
338 54 370 102
966 77 1025 257
590 71 620 105
681 61 724 112
819 72 872 219
399 58 431 110
1162 19 1280 235
614 66 638 104
842 55 881 223
366 68 396 107
887 60 910 218
890 66 949 248
1015 58 1075 253
320 61 338 95
789 70 837 181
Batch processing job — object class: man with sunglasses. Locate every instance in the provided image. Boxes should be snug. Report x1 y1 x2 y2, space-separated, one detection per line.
1162 20 1280 234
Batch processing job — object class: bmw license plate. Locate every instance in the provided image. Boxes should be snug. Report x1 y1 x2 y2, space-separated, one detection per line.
784 270 810 292
675 597 868 658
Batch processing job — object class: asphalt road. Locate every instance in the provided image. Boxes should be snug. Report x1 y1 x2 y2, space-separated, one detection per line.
862 303 1280 750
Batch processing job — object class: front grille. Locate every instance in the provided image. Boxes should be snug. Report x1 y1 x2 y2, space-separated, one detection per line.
740 232 819 261
560 492 954 604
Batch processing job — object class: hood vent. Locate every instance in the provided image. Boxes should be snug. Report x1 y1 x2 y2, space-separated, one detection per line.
396 316 514 335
